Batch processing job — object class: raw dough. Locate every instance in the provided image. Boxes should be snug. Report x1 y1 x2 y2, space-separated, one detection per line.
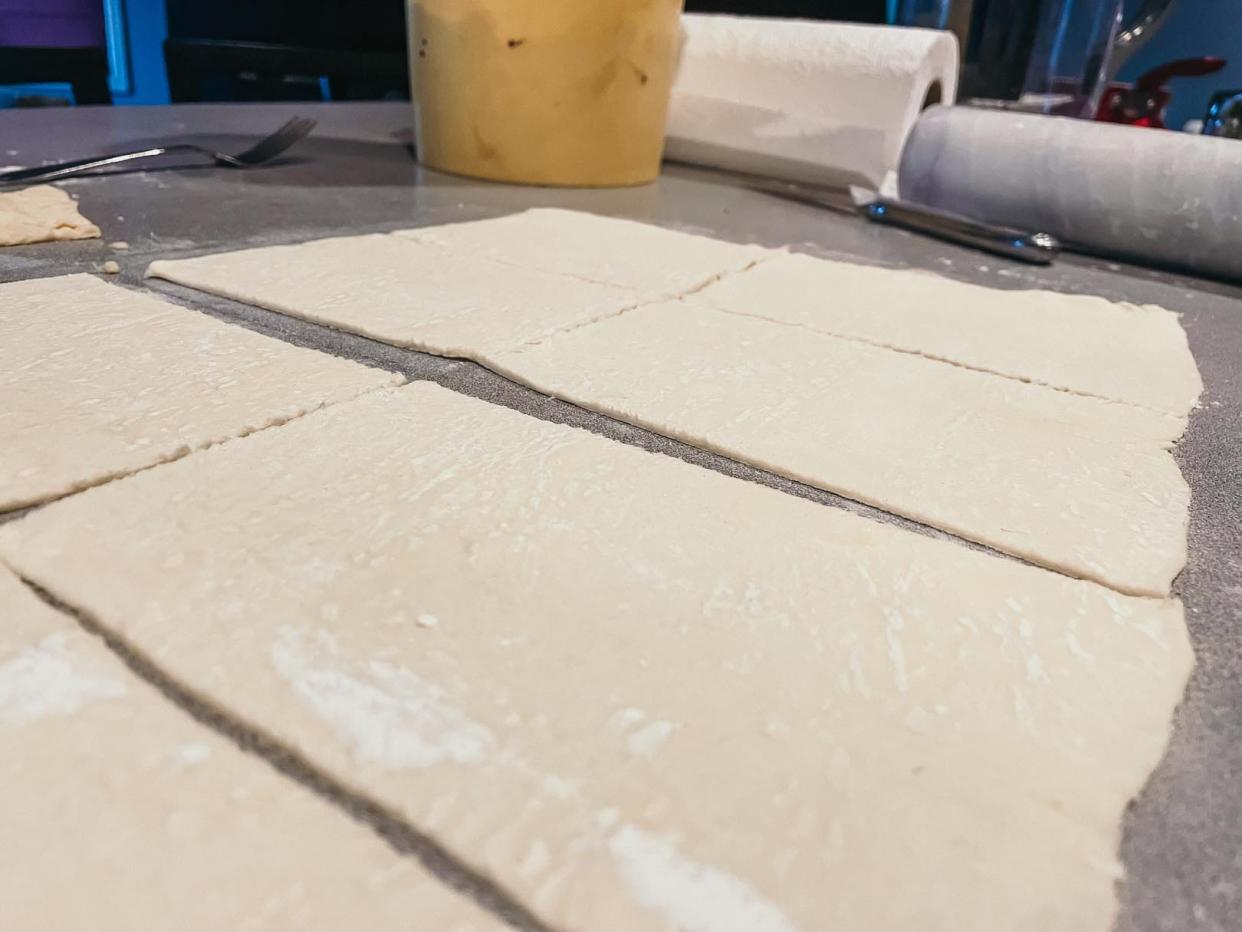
0 565 496 932
695 252 1203 417
142 212 1196 595
0 274 400 511
0 185 100 246
0 382 1193 932
393 207 773 294
149 233 646 357
491 301 1189 596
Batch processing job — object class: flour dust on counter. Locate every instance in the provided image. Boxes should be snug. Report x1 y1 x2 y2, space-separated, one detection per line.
0 185 101 247
0 274 401 512
0 565 499 932
144 212 1194 596
0 383 1192 932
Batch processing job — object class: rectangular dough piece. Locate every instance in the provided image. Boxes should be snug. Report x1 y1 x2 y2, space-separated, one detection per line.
491 300 1189 597
0 382 1193 932
0 565 496 932
148 232 646 357
0 185 101 246
694 251 1203 418
0 274 401 511
392 207 774 295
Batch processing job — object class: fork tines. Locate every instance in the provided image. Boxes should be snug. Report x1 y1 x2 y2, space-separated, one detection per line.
235 117 318 165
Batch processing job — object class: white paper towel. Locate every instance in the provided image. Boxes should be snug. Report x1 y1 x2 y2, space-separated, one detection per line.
666 15 959 193
899 106 1242 282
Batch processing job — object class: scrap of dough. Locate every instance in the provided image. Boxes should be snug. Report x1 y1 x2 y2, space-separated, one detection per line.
491 301 1189 597
393 207 774 294
695 252 1203 417
148 233 645 357
0 274 401 511
0 565 497 932
0 185 100 246
0 382 1194 932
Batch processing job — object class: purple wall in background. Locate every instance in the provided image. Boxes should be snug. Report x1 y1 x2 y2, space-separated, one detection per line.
0 0 106 48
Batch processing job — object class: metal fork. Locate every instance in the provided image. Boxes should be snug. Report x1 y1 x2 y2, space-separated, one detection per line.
0 116 317 186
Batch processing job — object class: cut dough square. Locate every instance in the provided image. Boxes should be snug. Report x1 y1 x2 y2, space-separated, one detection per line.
0 274 400 511
0 565 497 932
0 382 1192 932
148 232 646 356
491 300 1190 596
0 185 100 247
393 207 774 294
694 251 1203 417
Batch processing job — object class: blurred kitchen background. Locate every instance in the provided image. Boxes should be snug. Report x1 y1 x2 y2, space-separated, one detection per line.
0 0 1237 131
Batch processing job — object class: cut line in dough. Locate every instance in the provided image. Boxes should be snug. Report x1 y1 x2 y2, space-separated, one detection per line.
0 274 401 511
694 251 1202 417
0 564 499 932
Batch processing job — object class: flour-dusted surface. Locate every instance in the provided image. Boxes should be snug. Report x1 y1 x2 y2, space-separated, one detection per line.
0 383 1192 932
491 299 1190 597
0 274 401 511
695 251 1203 417
0 565 498 932
0 185 100 247
0 631 126 727
392 207 773 294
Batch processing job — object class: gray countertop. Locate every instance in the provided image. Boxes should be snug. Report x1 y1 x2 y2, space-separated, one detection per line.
3 102 1240 931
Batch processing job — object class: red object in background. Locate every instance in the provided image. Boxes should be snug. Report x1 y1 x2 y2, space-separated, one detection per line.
1096 57 1227 128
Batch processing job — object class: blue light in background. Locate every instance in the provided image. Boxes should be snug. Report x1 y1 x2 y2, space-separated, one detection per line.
109 0 170 105
102 0 131 95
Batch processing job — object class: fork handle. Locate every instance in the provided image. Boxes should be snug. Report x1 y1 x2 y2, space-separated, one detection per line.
0 145 199 186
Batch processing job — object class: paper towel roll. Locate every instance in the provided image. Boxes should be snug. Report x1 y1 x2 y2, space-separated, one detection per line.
666 15 959 193
899 106 1242 282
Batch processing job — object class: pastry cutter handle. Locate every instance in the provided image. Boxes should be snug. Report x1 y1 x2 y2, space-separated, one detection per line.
861 198 1061 265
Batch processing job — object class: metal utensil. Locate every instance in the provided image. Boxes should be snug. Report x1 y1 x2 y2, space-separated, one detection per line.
851 191 1061 265
0 116 317 186
687 159 1061 265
